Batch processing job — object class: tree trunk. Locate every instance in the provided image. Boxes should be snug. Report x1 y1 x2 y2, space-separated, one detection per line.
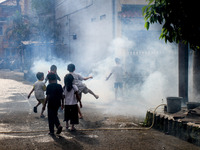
178 42 188 104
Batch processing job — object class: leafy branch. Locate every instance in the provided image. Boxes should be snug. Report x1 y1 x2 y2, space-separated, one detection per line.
143 0 200 50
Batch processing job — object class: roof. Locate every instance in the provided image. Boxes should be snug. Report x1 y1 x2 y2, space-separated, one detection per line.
0 0 7 4
0 0 16 6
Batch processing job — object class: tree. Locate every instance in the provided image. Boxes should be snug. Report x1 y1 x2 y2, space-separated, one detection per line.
31 0 56 41
5 11 32 70
6 11 31 45
143 0 200 102
143 0 200 50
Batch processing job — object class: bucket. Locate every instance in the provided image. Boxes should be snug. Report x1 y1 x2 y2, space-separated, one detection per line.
166 97 182 113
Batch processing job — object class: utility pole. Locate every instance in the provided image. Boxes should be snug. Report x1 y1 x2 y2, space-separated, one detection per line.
178 41 189 104
193 50 200 101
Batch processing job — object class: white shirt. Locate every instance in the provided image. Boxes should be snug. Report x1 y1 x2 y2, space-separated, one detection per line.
64 85 78 105
33 80 46 100
70 72 86 92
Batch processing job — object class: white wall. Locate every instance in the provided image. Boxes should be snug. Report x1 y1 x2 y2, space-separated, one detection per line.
55 0 114 70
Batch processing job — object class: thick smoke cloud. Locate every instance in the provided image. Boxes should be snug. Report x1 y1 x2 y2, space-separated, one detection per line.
31 37 178 118
30 1 182 118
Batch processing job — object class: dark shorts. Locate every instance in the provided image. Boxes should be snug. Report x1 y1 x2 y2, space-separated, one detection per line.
64 105 79 124
114 82 123 89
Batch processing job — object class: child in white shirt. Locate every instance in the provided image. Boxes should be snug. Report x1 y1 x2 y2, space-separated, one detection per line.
63 73 82 131
28 72 46 118
67 63 99 99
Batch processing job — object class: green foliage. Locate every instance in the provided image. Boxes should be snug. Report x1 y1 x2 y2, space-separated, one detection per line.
143 0 200 50
144 21 150 30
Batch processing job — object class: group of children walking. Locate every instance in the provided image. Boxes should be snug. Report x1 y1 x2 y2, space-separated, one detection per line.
28 64 99 136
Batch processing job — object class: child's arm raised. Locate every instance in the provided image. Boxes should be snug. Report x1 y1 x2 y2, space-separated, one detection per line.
106 73 112 81
83 76 93 80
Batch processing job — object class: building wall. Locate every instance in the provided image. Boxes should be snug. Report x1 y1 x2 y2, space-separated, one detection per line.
119 0 147 5
56 0 114 66
55 0 148 63
0 4 18 58
0 0 32 68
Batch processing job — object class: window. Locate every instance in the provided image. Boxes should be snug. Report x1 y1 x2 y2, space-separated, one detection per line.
100 14 106 20
91 17 97 22
0 26 3 35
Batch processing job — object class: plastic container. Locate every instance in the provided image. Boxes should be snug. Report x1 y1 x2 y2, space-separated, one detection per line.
166 97 182 113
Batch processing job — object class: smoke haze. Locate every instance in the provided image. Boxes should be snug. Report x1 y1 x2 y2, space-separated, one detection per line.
30 37 179 117
30 2 182 118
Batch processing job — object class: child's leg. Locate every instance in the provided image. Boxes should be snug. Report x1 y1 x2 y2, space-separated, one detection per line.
40 103 45 117
88 89 99 99
71 124 76 131
33 100 41 113
78 105 83 119
48 109 55 134
55 112 61 129
115 87 118 100
54 108 62 134
120 87 123 97
70 105 79 131
66 120 69 129
78 92 83 118
35 101 41 107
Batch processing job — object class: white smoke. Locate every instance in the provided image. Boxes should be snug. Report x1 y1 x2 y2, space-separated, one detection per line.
30 58 70 86
29 1 181 118
30 35 179 118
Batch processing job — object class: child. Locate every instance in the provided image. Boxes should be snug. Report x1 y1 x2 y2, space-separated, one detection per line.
28 72 46 118
106 58 124 100
67 63 99 99
42 72 64 136
63 74 82 131
45 65 61 83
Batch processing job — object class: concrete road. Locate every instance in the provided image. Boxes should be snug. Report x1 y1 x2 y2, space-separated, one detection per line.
0 70 199 150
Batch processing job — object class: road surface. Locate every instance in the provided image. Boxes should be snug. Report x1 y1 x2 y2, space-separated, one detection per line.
0 70 199 150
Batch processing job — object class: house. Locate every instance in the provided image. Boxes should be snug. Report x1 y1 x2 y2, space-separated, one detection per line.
55 0 163 68
0 0 32 69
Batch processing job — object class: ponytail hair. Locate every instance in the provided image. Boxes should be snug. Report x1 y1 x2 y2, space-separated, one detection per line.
64 74 74 92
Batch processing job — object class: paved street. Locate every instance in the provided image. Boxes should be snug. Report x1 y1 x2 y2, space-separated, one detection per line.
0 70 200 150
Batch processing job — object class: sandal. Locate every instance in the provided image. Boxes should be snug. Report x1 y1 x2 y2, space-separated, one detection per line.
48 132 55 136
71 127 77 132
40 115 45 118
56 126 63 134
66 126 70 131
33 107 37 113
